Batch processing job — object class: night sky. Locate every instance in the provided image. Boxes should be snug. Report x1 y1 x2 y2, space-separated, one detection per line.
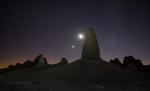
1 0 150 68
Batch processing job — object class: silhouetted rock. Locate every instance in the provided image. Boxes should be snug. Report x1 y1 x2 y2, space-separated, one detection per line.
23 60 33 65
15 63 22 69
0 55 50 73
23 60 34 68
59 58 68 65
109 57 150 72
82 28 101 59
50 57 68 68
123 56 135 67
34 54 48 66
110 58 123 67
135 59 143 69
8 65 15 70
123 56 143 70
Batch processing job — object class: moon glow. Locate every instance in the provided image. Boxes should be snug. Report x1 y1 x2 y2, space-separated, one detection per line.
78 33 84 40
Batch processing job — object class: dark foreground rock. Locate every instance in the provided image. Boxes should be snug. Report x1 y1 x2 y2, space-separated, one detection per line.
0 79 150 91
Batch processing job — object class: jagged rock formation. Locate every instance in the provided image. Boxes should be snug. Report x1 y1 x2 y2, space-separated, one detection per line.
58 58 68 65
109 56 150 72
123 56 143 69
122 56 150 72
82 28 101 59
34 54 48 66
110 58 123 67
24 60 33 65
0 54 48 73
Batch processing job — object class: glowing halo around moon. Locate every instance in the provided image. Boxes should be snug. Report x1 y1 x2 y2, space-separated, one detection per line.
78 33 84 40
71 45 75 48
71 33 85 49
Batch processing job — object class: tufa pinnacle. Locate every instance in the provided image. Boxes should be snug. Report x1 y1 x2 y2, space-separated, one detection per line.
82 28 101 59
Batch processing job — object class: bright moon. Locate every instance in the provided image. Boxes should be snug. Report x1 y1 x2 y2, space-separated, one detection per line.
78 33 84 40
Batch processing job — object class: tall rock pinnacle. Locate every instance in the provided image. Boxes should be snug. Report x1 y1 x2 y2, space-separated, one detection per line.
82 28 101 59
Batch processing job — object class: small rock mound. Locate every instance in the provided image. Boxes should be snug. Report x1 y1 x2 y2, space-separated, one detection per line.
34 54 48 66
59 58 68 65
51 57 68 68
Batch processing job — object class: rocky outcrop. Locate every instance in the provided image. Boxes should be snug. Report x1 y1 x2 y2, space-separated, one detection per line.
110 58 123 67
82 28 101 59
51 57 68 68
34 54 48 66
59 58 68 65
109 56 150 72
23 60 34 68
0 54 48 73
123 56 143 70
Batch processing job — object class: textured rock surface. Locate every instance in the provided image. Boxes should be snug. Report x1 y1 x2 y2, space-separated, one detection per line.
82 28 100 59
34 54 48 66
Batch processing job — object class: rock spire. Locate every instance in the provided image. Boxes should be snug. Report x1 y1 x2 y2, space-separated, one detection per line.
82 28 101 59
